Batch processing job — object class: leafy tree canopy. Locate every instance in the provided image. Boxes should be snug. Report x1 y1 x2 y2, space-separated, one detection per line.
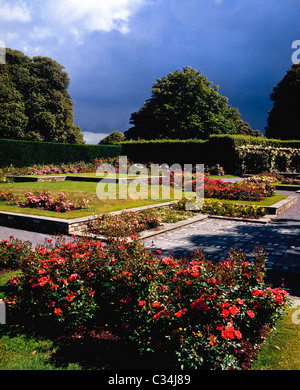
124 66 250 141
0 48 84 144
265 63 300 140
99 131 125 145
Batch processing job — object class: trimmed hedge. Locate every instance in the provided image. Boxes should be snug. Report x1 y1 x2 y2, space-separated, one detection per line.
121 139 208 166
0 139 122 168
1 135 299 173
208 135 300 173
121 135 300 173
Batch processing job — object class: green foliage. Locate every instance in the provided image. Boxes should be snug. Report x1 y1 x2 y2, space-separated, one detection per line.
88 210 161 240
0 236 32 270
176 198 266 219
236 119 264 137
266 63 300 140
0 49 84 144
99 131 125 145
124 66 242 140
0 138 122 168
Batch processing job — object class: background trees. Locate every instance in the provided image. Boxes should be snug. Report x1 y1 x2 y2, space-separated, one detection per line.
124 66 254 141
265 63 300 140
99 130 125 145
0 49 84 144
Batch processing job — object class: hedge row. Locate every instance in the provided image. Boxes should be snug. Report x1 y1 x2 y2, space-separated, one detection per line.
1 135 299 173
0 139 122 168
121 135 300 173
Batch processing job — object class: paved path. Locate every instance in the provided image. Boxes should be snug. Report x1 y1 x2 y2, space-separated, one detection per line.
0 190 300 295
142 190 300 296
143 191 300 269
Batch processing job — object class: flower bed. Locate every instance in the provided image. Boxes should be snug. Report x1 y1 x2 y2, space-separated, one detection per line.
202 177 275 202
88 210 161 239
4 236 289 370
169 173 275 202
0 190 89 213
176 198 267 219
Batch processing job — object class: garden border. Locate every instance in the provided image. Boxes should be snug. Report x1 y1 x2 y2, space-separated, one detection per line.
0 195 296 237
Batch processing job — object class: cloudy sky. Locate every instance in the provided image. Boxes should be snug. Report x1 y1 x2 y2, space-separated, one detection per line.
0 0 299 144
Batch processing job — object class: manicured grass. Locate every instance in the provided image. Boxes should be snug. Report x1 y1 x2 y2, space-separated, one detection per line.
206 194 288 207
251 306 300 370
208 174 240 179
0 181 192 219
0 179 288 219
0 328 82 370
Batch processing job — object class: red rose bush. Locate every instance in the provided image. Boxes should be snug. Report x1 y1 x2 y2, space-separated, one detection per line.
4 236 289 370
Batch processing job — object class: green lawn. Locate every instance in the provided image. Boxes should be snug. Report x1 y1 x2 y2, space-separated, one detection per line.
206 194 288 207
0 181 192 219
251 307 300 370
0 177 288 219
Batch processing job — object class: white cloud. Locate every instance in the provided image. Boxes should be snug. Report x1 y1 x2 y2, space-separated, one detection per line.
83 131 107 144
0 0 31 23
0 0 148 53
43 0 147 37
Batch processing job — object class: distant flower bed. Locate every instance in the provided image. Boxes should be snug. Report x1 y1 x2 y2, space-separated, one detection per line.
281 177 300 185
28 162 96 175
185 177 275 202
88 210 161 239
3 236 289 370
176 198 266 219
0 190 89 213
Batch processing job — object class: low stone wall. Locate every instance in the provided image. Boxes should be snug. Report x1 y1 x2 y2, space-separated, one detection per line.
7 175 166 184
265 195 297 215
7 175 66 182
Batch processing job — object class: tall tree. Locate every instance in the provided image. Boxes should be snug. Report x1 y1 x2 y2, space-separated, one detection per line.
265 64 300 140
124 66 242 140
99 131 125 144
0 49 84 144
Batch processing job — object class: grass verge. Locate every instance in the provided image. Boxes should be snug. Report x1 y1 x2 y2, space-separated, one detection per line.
251 306 300 370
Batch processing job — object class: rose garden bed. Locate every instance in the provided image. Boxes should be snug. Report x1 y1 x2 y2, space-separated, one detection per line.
0 235 290 370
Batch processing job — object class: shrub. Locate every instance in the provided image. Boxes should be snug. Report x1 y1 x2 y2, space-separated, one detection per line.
1 190 90 212
186 177 275 202
176 198 266 219
281 177 300 185
4 236 289 369
0 236 32 270
0 139 122 168
88 210 161 240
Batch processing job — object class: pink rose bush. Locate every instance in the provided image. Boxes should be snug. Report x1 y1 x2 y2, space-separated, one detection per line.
0 190 89 213
88 210 161 240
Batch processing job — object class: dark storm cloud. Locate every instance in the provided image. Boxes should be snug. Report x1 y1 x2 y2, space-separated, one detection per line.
1 0 300 142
